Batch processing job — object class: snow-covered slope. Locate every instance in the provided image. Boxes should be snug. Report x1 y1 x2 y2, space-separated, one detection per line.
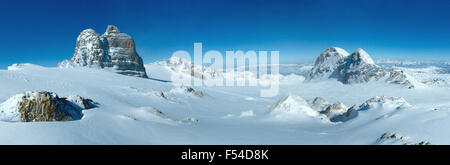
0 59 450 144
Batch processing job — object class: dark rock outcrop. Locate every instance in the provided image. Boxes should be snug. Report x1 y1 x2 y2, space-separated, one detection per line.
0 91 98 122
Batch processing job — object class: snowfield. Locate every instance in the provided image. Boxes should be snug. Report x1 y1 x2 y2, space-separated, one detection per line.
0 59 450 144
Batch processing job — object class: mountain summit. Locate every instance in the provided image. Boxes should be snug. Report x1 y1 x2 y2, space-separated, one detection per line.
59 25 148 78
309 47 350 79
308 47 413 87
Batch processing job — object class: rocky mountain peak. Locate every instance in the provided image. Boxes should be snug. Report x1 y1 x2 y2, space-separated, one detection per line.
59 25 148 78
314 47 349 66
104 25 120 35
309 47 349 79
308 47 414 87
79 29 99 38
323 47 349 55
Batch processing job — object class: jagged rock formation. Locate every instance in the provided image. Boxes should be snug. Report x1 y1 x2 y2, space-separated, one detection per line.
306 97 357 122
374 132 432 145
268 94 357 122
0 91 98 122
320 102 348 120
350 96 410 121
358 96 411 111
307 47 413 87
331 105 358 122
59 25 148 78
267 94 412 123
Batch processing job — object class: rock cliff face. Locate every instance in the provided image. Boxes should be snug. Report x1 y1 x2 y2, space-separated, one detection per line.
307 47 413 87
59 25 148 78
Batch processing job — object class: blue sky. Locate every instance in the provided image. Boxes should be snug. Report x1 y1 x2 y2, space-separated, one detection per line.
1 0 450 68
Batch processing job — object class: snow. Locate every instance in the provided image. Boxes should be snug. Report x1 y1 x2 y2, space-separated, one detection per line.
239 110 256 117
225 110 256 118
332 47 351 57
8 63 46 71
0 93 24 122
309 47 349 79
0 58 449 144
267 94 328 123
354 48 375 65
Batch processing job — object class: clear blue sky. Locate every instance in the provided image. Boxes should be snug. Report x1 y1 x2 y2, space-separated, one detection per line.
1 0 450 68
